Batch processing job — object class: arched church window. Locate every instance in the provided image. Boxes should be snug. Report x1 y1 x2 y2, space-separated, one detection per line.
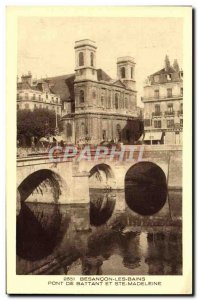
80 90 84 103
90 52 94 67
79 52 84 66
66 123 72 137
115 93 119 109
121 67 125 79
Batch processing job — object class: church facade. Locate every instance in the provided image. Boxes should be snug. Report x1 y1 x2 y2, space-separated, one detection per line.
46 39 143 145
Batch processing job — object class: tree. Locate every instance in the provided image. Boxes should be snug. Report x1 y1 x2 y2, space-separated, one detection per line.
17 108 63 147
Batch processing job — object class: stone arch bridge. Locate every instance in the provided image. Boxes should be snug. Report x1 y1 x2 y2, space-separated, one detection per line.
17 145 182 205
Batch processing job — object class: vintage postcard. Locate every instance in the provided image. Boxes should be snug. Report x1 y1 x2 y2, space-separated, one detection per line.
6 6 192 295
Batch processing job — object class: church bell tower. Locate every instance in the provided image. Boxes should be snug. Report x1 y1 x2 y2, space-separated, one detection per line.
117 56 136 90
74 39 97 82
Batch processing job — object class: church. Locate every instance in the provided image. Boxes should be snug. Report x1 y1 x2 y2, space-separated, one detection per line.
45 39 143 145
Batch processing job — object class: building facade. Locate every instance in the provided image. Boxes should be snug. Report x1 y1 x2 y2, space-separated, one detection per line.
142 56 183 145
59 39 142 145
17 73 62 115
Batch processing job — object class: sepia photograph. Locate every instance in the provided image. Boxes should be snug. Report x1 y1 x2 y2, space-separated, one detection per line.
6 6 192 295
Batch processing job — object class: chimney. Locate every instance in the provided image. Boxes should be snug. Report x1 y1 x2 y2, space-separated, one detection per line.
173 59 180 72
165 55 170 72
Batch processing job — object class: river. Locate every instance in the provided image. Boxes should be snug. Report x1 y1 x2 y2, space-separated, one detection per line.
16 189 182 275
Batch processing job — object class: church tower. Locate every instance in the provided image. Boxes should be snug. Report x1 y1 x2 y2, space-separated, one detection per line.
117 56 136 90
74 39 97 82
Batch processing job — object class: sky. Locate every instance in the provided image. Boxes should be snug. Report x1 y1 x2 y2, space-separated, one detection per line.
17 17 183 107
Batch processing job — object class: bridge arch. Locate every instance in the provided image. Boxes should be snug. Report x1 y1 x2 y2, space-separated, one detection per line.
89 163 115 189
125 161 167 215
17 169 67 203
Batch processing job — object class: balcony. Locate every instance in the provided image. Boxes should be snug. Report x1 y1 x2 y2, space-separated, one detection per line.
164 111 175 116
152 112 162 117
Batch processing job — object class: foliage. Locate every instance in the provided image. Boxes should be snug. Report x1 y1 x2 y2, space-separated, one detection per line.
17 108 63 146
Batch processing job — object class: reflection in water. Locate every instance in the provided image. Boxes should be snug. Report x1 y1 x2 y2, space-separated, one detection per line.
125 162 167 215
145 232 182 275
89 189 116 226
17 203 64 261
16 189 182 275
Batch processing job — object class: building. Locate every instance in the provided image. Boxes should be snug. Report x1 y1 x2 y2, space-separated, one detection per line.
41 39 142 145
141 55 183 145
17 72 62 115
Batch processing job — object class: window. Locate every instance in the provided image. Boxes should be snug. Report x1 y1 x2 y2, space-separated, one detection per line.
120 67 125 79
144 119 151 127
167 74 172 81
154 120 161 128
180 103 183 113
167 103 173 112
102 130 106 140
66 123 72 137
46 93 48 99
115 93 119 109
52 97 54 102
155 104 160 114
101 95 104 106
107 96 111 109
79 52 84 66
80 90 84 103
25 103 29 109
180 119 183 128
81 122 87 136
90 52 94 67
17 93 19 100
167 88 172 98
116 124 121 142
131 67 133 79
92 91 96 99
167 119 174 128
154 89 159 99
38 95 41 101
180 87 183 96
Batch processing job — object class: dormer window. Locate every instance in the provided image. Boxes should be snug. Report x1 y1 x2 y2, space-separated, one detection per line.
167 74 172 81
